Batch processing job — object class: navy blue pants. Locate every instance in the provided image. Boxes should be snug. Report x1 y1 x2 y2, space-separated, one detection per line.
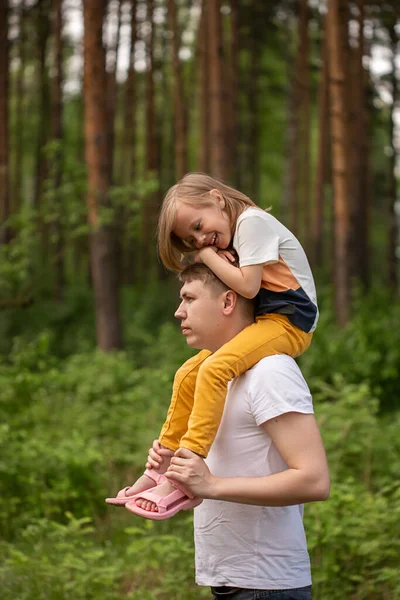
211 585 312 600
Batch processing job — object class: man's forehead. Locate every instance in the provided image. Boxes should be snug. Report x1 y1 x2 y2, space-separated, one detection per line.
180 279 207 298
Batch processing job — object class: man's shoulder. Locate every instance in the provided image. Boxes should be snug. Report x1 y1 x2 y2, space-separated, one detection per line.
248 354 301 377
243 355 310 395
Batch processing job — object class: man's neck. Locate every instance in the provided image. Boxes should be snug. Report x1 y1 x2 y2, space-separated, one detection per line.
208 316 254 353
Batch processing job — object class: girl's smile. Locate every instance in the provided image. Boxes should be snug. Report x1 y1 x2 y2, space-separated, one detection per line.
173 198 232 250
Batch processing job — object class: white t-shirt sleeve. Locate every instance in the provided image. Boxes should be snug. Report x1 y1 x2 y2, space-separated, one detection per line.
235 211 280 267
248 356 314 426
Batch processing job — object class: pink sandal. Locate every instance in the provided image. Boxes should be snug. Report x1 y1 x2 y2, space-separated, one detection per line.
105 469 167 506
124 479 202 520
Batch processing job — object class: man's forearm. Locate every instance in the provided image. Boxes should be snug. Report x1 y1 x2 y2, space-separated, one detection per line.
207 468 330 506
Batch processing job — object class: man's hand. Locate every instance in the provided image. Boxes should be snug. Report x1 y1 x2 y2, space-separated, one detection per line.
165 448 216 498
145 440 174 471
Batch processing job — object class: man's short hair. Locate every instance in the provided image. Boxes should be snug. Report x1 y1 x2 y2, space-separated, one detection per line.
178 263 255 321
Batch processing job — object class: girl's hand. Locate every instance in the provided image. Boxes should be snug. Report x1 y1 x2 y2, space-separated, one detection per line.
165 448 216 498
217 249 237 264
145 440 174 470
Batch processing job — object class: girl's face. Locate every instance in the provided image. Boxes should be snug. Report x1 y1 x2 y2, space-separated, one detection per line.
173 192 232 250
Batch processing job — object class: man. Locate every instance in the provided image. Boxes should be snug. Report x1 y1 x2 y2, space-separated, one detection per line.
147 263 330 600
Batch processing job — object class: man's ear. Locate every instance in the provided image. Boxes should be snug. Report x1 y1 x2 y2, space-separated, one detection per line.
222 290 237 315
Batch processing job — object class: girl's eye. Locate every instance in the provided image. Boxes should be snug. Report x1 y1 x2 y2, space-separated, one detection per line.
195 222 201 231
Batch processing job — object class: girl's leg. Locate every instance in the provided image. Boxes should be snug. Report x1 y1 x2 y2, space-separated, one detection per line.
179 314 312 457
158 349 212 452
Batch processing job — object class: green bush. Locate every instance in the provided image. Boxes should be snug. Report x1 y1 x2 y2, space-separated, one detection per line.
1 296 400 599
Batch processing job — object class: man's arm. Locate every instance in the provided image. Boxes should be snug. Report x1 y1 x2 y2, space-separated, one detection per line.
166 412 330 506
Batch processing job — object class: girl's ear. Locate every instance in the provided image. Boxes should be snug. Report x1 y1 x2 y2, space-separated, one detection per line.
210 188 225 208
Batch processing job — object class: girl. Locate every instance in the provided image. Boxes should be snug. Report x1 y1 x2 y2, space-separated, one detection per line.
106 173 318 519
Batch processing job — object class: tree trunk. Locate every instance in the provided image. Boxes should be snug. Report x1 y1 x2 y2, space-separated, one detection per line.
122 0 137 186
208 0 227 181
83 0 122 351
142 0 160 278
13 0 25 214
298 0 311 249
229 0 239 186
106 0 122 183
34 0 51 210
168 0 187 179
327 0 351 325
388 22 398 294
51 0 64 300
312 16 329 268
0 0 10 244
198 0 210 173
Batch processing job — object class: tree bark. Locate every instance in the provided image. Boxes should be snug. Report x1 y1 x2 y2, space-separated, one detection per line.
388 22 398 294
298 0 311 249
208 0 227 181
0 0 10 244
83 0 122 351
34 0 51 210
198 0 210 173
106 0 122 183
312 16 329 268
13 0 25 215
51 0 64 300
168 0 188 179
327 0 352 325
122 0 137 185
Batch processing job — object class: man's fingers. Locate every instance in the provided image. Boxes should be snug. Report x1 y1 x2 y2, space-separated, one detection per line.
175 447 196 458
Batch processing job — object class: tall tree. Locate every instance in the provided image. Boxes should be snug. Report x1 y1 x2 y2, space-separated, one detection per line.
33 0 51 209
121 0 137 186
106 0 122 182
198 1 210 173
327 0 352 325
13 0 25 215
168 0 188 179
388 19 398 294
208 0 228 180
298 0 311 248
0 0 10 244
51 0 64 300
83 0 122 351
312 15 329 268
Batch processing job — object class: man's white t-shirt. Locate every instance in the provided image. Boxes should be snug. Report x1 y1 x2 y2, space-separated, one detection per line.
194 355 314 590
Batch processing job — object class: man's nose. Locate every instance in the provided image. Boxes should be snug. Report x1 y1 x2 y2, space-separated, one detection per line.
175 302 185 319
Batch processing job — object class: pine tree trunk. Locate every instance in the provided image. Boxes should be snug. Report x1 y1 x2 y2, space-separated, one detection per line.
327 0 351 325
122 0 137 186
13 0 25 214
298 0 311 249
229 0 239 185
51 0 64 300
120 0 137 284
34 0 51 210
83 0 122 351
312 17 329 268
106 0 122 183
208 0 227 181
388 22 398 294
198 1 210 173
142 0 160 278
0 0 10 244
168 0 187 180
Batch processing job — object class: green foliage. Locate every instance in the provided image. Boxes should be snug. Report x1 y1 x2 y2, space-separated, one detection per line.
1 295 400 598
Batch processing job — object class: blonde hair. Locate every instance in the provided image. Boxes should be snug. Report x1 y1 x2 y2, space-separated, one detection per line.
158 172 256 271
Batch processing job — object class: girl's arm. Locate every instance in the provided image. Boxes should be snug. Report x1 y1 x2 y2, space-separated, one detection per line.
197 246 263 299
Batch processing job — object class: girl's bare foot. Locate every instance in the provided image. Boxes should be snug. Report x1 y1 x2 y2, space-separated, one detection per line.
135 479 177 511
